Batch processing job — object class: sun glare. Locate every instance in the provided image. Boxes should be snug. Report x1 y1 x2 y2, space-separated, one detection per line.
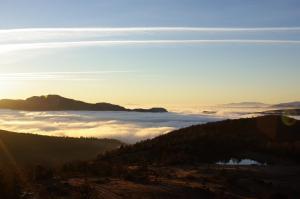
0 81 14 98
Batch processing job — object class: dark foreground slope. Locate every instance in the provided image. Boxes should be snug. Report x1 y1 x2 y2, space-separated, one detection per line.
0 130 122 168
100 115 300 165
1 116 300 199
45 115 300 199
0 95 167 112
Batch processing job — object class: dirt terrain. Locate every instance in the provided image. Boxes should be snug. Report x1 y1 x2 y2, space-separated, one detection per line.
32 164 300 199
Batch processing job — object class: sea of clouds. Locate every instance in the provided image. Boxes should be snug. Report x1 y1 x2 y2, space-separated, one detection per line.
0 107 265 143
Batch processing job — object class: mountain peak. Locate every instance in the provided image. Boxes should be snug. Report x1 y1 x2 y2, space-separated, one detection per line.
26 94 67 100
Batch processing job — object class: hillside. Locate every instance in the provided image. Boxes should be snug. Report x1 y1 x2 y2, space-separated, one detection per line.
0 130 123 167
99 115 300 165
52 115 300 199
0 95 168 112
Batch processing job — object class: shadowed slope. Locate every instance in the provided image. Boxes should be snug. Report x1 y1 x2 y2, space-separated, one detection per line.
99 115 300 165
0 130 123 167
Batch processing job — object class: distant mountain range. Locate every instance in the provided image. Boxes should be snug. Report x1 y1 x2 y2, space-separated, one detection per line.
0 95 168 112
261 108 300 116
223 102 270 108
224 101 300 108
271 101 300 108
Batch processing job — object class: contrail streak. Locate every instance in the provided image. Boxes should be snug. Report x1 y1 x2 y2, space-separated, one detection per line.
0 71 134 81
1 39 300 54
1 27 300 33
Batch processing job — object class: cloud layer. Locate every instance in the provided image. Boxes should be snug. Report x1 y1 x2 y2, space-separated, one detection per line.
0 110 225 143
0 105 268 143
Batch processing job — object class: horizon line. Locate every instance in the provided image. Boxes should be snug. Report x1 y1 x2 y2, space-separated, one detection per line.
0 93 299 106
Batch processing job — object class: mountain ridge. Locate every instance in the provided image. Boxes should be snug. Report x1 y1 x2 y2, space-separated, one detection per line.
0 94 168 112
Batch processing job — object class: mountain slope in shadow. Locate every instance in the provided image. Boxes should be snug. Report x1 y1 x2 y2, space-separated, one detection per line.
55 115 300 199
99 115 300 165
0 130 123 167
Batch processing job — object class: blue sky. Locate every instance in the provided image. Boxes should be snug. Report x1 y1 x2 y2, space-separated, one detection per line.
0 0 299 106
1 0 300 28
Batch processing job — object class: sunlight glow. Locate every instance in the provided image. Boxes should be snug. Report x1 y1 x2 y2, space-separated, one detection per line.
0 82 14 97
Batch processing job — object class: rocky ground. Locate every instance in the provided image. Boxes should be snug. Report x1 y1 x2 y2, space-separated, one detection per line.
30 164 300 199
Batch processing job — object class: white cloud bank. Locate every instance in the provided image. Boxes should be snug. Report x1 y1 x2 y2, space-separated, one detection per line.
0 110 225 143
0 101 275 144
0 106 268 143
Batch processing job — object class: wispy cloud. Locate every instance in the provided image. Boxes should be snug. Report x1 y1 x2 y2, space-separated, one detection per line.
1 27 300 43
0 71 134 81
2 27 300 34
1 39 300 54
0 27 300 54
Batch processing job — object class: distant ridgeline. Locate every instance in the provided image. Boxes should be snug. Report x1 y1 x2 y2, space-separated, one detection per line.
0 95 167 112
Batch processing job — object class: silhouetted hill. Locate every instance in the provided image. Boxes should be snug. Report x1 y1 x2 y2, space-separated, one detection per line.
0 95 168 112
0 130 123 167
131 107 168 113
99 115 300 165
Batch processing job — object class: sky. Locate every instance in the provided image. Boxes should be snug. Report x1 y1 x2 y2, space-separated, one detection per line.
0 0 300 107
